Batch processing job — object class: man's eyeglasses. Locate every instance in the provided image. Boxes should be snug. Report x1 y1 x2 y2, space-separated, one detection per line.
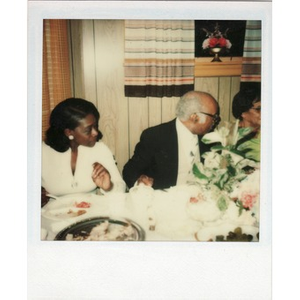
197 112 221 127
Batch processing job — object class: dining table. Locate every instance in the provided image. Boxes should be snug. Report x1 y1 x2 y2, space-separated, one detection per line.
41 184 259 242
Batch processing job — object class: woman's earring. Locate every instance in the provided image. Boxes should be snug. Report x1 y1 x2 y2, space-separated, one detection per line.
68 135 74 140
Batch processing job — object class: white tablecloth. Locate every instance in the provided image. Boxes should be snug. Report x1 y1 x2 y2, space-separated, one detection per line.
41 184 259 242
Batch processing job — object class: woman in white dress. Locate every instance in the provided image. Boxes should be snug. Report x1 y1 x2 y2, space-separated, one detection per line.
42 98 126 205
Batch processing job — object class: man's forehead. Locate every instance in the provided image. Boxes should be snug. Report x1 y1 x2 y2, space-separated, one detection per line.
203 99 218 112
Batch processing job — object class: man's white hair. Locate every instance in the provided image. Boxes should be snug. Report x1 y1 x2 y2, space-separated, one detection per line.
175 91 213 122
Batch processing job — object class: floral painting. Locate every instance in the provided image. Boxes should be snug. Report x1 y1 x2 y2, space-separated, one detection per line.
195 20 247 57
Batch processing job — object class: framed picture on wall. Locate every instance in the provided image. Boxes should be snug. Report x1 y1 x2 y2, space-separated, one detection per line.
195 20 247 57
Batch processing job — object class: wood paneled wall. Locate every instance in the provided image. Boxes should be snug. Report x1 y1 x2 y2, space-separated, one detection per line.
69 20 241 173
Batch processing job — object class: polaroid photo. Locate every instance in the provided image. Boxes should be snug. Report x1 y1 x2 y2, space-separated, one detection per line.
28 1 272 299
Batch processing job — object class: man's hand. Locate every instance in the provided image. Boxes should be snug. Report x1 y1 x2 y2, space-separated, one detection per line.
137 175 154 187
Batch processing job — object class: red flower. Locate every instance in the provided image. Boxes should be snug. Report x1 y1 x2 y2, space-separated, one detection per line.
218 37 227 47
208 37 228 48
202 24 232 50
209 38 219 48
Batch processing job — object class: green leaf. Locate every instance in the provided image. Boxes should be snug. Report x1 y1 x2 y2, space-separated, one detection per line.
230 148 246 158
192 164 208 180
217 195 228 211
201 132 222 144
215 172 228 190
237 138 260 162
235 200 244 216
201 137 213 144
227 165 236 177
237 127 253 141
211 145 224 151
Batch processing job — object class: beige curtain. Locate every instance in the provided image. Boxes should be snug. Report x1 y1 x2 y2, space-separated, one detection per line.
240 20 261 88
124 20 195 98
42 19 72 140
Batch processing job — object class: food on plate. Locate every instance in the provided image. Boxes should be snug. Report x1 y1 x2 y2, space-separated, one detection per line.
44 208 87 219
65 221 136 241
66 209 87 217
74 201 91 208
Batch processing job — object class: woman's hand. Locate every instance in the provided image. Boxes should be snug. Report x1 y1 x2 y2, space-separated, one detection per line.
137 175 154 187
92 162 113 191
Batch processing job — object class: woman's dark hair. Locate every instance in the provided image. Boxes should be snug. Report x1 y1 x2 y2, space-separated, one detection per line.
45 98 103 152
232 88 261 120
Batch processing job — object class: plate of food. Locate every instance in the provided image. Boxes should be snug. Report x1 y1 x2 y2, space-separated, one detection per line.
42 207 89 220
54 217 146 241
42 194 93 221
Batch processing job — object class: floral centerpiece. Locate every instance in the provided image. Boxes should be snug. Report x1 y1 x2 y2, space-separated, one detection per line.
202 23 232 62
187 120 260 229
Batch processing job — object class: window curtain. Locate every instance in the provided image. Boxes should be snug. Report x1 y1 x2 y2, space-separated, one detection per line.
240 20 261 90
42 19 72 140
124 20 195 98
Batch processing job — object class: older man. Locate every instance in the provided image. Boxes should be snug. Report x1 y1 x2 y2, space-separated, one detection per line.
122 91 221 189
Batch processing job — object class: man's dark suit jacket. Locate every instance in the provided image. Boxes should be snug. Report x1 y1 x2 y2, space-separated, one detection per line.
122 119 212 190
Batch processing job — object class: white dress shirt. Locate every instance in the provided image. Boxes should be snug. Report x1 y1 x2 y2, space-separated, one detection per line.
175 118 200 185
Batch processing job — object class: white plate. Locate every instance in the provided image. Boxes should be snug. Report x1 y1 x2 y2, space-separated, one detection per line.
42 207 88 220
42 193 93 221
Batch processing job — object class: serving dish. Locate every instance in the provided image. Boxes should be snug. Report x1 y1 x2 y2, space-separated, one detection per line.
54 217 145 241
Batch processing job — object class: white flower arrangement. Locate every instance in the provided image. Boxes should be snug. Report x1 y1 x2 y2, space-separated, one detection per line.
192 120 260 217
